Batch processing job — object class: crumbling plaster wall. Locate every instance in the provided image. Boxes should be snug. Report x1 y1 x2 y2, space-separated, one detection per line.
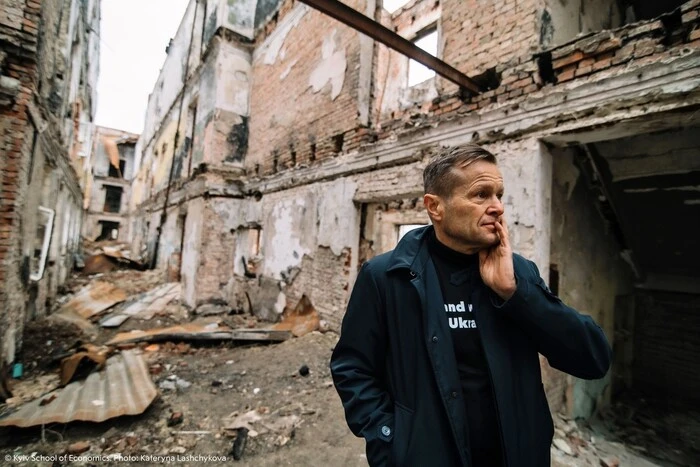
248 1 364 174
182 177 359 322
550 146 633 417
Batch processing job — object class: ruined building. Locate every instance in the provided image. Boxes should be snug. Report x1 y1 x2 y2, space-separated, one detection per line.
83 126 139 243
0 0 100 364
129 0 700 418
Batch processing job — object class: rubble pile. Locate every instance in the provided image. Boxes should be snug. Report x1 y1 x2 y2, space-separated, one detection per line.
1 269 696 466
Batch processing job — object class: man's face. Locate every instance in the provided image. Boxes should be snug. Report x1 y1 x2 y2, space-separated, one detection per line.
428 160 505 253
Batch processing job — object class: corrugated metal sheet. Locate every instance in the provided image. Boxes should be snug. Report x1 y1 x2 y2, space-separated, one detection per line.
0 350 157 428
101 283 180 328
59 282 127 319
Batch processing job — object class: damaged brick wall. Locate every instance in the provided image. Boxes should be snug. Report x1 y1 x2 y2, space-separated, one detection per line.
0 0 39 366
248 0 366 175
0 0 98 365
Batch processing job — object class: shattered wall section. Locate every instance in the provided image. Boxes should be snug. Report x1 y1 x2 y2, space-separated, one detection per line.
248 1 364 175
550 146 633 416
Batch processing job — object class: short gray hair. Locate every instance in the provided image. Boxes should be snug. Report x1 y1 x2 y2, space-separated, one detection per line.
423 144 497 197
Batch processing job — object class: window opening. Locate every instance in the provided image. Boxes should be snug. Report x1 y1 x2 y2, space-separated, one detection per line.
408 29 438 87
397 224 427 243
383 0 412 13
103 186 123 213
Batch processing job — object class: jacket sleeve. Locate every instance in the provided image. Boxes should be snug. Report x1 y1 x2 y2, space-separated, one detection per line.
330 261 393 466
493 259 612 380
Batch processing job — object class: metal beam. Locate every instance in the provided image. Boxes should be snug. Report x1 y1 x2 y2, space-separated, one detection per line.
297 0 483 95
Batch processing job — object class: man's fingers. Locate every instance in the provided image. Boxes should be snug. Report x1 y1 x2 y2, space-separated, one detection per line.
495 220 510 248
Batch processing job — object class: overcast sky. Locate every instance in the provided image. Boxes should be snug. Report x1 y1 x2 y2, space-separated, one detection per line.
95 0 190 134
94 0 413 135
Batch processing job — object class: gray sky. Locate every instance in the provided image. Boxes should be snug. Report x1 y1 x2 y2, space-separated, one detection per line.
95 0 190 134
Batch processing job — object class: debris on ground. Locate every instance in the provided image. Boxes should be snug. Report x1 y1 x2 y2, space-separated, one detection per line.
106 322 292 346
18 317 93 371
273 295 320 337
58 344 111 386
81 241 145 275
58 281 127 320
100 282 181 327
2 269 695 467
0 350 156 428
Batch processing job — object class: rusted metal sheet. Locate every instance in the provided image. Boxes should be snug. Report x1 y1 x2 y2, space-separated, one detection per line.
107 323 291 345
0 350 156 428
298 0 483 94
59 282 127 319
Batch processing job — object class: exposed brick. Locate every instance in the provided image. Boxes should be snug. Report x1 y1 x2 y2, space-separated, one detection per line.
690 28 700 42
552 51 585 70
575 65 593 77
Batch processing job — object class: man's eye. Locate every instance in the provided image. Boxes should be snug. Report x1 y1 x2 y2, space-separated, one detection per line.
497 193 503 200
477 191 487 199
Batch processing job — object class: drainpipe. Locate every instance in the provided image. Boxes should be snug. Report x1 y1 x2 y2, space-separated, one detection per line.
151 0 200 270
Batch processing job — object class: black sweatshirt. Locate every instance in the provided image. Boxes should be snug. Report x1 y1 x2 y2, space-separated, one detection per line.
428 232 503 467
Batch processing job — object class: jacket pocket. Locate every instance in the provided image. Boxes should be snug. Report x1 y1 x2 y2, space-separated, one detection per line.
390 402 414 467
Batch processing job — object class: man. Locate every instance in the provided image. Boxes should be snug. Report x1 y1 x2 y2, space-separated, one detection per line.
330 144 612 467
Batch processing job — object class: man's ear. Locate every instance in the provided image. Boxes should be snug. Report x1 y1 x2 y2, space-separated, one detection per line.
424 194 443 221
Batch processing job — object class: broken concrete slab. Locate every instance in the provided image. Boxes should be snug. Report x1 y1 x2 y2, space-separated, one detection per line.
0 350 157 428
106 323 292 346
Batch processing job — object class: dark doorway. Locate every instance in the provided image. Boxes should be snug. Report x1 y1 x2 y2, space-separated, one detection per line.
96 221 120 241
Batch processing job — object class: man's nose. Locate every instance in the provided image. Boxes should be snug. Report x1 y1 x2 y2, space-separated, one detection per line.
486 197 504 216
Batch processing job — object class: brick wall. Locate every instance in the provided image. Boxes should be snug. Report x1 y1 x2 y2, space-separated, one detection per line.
441 0 540 85
248 0 367 175
0 0 97 365
376 0 700 137
0 0 41 365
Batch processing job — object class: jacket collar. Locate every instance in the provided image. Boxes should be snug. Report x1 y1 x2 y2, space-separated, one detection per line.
386 225 433 274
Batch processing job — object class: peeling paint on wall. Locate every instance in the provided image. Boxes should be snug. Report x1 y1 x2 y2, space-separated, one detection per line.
263 197 315 279
280 59 298 80
308 29 347 100
261 5 307 65
317 178 358 256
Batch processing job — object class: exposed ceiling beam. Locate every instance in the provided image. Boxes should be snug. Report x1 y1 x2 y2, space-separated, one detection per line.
297 0 483 95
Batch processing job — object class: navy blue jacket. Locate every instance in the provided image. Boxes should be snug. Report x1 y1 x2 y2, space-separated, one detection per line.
330 226 612 467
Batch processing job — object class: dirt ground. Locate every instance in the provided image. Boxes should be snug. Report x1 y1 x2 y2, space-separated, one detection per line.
1 269 698 466
2 331 366 467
